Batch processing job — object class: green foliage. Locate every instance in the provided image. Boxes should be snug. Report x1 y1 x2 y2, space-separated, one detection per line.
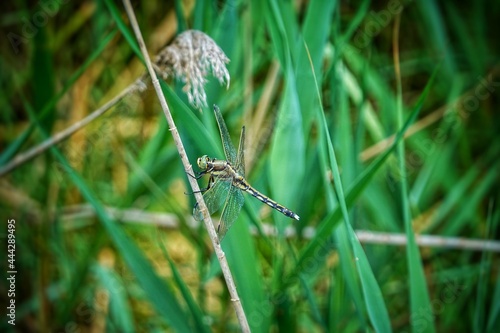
1 0 499 332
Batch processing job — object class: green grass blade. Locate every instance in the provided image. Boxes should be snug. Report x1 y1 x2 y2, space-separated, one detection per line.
261 0 292 68
289 67 436 282
93 265 135 333
318 90 392 333
224 216 269 332
23 102 194 332
174 0 188 32
335 223 368 329
443 166 498 236
473 201 494 333
0 126 34 165
296 0 336 129
416 0 456 78
159 236 210 333
429 143 500 234
486 257 500 332
337 0 370 54
268 73 305 230
1 30 117 167
264 0 305 234
54 153 193 332
395 62 435 333
161 82 219 156
32 28 56 132
104 0 141 58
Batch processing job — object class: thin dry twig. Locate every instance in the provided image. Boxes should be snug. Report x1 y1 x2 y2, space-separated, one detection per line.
354 230 500 253
60 204 500 253
122 1 250 332
0 30 228 178
360 65 500 162
0 80 144 177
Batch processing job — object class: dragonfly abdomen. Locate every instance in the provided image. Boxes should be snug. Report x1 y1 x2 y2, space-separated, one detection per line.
242 184 300 220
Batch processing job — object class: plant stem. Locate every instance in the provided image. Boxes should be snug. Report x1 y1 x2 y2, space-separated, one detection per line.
0 80 143 177
121 1 250 332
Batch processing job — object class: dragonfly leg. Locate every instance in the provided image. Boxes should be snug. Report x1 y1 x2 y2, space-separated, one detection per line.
184 188 205 195
186 171 197 179
187 171 207 180
185 175 215 195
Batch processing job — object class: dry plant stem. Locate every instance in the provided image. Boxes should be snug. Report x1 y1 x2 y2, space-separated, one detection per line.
360 65 500 162
0 81 141 177
1 62 494 179
359 105 446 161
59 204 500 253
354 230 500 253
121 1 250 332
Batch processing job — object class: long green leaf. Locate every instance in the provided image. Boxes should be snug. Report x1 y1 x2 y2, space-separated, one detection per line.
0 30 117 167
224 216 269 333
104 0 141 59
265 0 305 235
396 56 435 333
318 80 392 333
159 235 210 333
288 69 434 282
24 101 193 332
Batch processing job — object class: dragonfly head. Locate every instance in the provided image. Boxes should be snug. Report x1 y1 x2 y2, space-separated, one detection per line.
197 155 210 170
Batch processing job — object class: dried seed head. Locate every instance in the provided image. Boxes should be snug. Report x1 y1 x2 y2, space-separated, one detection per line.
155 30 230 109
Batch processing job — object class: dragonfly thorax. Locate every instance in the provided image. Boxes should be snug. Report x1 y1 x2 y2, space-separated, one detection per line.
197 155 236 177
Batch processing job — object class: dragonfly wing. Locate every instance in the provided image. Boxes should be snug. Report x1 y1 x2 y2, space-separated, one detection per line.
217 185 245 240
214 105 238 165
235 126 245 177
193 178 231 221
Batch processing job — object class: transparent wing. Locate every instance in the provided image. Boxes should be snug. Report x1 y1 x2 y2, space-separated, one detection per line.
235 126 245 177
214 105 237 165
193 177 231 221
217 184 245 241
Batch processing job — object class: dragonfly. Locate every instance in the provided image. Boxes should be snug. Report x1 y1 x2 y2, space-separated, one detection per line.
193 105 300 240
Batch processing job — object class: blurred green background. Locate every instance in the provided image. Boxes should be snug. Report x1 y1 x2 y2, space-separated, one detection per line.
1 0 499 332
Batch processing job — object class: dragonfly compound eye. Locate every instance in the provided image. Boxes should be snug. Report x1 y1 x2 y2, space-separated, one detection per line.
197 155 209 170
